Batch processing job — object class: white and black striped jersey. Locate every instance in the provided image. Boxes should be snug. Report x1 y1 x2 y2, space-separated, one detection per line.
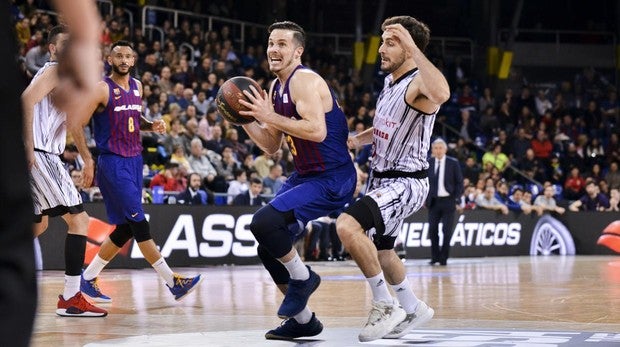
371 68 437 173
30 61 66 155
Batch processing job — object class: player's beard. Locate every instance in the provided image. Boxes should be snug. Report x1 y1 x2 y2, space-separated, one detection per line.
380 50 406 74
112 64 131 76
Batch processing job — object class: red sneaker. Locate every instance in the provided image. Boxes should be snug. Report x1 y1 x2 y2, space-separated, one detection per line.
56 292 108 317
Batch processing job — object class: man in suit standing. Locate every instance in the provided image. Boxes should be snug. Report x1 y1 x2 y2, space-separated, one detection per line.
427 138 463 266
233 177 267 206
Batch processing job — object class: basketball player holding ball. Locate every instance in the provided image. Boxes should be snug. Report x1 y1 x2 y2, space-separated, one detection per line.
237 21 356 340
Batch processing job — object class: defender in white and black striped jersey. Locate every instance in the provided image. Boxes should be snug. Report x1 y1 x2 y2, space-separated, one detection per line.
21 25 107 317
336 16 450 342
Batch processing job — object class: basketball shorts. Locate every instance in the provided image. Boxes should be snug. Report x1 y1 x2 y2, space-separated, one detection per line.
30 150 83 218
364 175 429 241
97 154 145 225
270 164 356 238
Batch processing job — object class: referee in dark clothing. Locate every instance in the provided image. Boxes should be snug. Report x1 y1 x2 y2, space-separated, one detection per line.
1 1 37 345
427 138 463 266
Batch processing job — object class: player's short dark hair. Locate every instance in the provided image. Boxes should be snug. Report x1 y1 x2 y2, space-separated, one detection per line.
381 16 430 52
47 25 67 45
111 40 134 52
250 177 263 185
268 21 306 48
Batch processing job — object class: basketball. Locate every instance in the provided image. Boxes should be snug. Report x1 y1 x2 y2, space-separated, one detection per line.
215 76 262 125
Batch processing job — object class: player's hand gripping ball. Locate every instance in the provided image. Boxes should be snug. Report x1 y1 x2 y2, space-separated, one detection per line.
215 76 262 125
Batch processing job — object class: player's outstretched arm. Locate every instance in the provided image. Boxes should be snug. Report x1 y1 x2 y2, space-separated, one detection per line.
21 66 59 169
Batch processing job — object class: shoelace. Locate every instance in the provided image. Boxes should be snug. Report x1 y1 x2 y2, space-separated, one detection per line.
366 303 390 326
72 293 98 311
90 278 102 293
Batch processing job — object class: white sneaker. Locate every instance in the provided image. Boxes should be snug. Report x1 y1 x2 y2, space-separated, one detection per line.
384 301 434 339
358 299 407 342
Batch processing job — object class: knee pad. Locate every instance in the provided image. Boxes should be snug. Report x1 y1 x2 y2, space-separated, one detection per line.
342 196 385 235
109 224 133 248
128 219 152 243
257 244 289 285
250 205 294 259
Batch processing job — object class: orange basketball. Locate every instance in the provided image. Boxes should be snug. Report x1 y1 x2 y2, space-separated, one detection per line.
215 76 261 125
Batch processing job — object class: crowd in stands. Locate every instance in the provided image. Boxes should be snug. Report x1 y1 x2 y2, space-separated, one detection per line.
11 2 620 214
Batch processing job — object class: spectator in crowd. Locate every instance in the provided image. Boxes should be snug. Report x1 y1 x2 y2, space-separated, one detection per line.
253 150 276 178
475 185 509 214
70 168 91 203
605 161 620 189
226 169 248 204
176 172 211 205
193 90 211 116
150 162 182 192
482 142 510 172
25 37 49 75
564 166 586 200
534 185 566 215
495 181 527 213
568 181 610 211
262 164 285 195
205 124 226 154
163 118 188 156
197 106 219 142
223 128 249 161
169 144 192 172
214 146 240 182
187 138 219 189
530 130 553 163
535 89 553 116
509 186 540 215
607 188 619 212
232 177 267 206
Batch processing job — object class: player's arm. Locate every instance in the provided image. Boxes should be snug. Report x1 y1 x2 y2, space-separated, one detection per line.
240 71 327 143
241 80 284 154
68 81 109 188
21 65 59 169
69 126 94 188
384 24 450 113
347 127 374 150
135 80 166 134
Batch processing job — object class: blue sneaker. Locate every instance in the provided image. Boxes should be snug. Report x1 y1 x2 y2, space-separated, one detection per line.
277 266 321 318
265 312 323 340
80 275 112 303
166 273 202 301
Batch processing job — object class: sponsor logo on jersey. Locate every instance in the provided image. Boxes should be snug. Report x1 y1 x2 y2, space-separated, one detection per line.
113 104 142 112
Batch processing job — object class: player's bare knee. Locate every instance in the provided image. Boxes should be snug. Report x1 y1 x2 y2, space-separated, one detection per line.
64 212 89 236
336 214 356 243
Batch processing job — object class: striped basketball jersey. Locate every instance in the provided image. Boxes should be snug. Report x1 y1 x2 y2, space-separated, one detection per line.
272 65 351 175
93 76 143 157
30 61 66 155
372 68 437 172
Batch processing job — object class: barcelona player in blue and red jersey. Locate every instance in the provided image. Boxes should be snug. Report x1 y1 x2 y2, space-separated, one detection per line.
71 41 201 305
238 21 356 340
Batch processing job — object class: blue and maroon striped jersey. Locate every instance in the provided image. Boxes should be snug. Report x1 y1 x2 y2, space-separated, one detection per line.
272 65 351 175
93 76 143 157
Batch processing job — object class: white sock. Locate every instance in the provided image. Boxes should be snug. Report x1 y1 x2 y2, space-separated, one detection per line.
293 306 313 324
63 275 80 299
152 257 175 287
391 277 419 314
367 272 392 303
281 254 309 280
82 254 109 281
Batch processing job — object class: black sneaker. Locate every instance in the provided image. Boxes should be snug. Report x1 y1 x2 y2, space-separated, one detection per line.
265 312 323 340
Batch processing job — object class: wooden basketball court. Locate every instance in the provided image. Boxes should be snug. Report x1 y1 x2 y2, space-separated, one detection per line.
31 256 620 346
